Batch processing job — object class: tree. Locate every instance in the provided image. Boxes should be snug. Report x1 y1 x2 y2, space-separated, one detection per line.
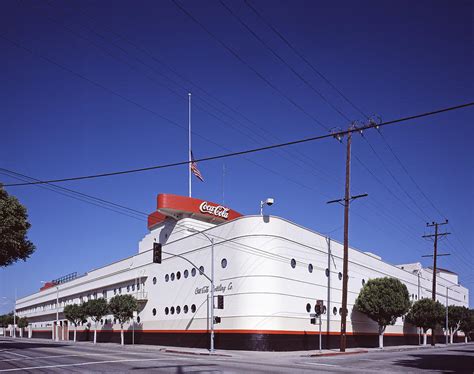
0 186 35 267
64 304 87 342
459 309 474 343
17 317 28 338
447 305 469 343
406 298 444 345
0 313 14 327
355 277 411 349
108 295 138 345
83 299 108 344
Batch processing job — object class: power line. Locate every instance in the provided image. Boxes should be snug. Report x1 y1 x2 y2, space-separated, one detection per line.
171 0 330 131
243 0 368 120
218 0 352 122
0 169 147 222
3 101 473 187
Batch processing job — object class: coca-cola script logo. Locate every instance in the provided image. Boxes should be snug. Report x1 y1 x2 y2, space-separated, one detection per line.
199 202 230 219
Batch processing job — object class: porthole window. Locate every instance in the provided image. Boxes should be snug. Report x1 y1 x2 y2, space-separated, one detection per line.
338 272 342 281
412 294 414 300
171 273 175 281
191 304 196 313
306 303 311 313
165 274 169 282
325 268 330 277
184 305 189 314
362 279 365 285
153 277 157 285
221 258 228 269
176 306 181 314
339 307 343 316
132 284 135 291
170 307 175 315
415 295 418 300
322 306 327 314
333 307 337 315
199 266 205 275
137 283 140 290
308 264 313 273
165 307 169 315
137 316 140 323
290 258 296 268
127 285 130 292
191 268 197 277
152 308 157 316
177 271 181 280
184 269 189 278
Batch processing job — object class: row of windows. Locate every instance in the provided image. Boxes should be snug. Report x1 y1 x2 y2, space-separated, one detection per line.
305 303 347 316
162 304 197 316
151 259 229 285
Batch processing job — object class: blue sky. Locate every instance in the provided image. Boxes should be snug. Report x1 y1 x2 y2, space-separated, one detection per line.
1 0 472 312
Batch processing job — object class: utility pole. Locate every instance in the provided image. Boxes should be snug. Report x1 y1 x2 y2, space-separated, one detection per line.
422 219 450 346
327 124 367 352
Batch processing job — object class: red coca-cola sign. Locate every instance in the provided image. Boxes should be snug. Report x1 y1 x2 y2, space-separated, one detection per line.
199 201 230 219
147 194 243 229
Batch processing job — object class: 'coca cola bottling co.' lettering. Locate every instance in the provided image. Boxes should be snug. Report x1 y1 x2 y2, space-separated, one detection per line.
199 201 230 219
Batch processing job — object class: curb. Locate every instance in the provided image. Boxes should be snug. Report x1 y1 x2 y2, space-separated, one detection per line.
161 348 232 357
307 349 368 357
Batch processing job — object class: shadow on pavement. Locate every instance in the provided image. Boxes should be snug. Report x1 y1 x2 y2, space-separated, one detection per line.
130 364 218 372
393 353 474 373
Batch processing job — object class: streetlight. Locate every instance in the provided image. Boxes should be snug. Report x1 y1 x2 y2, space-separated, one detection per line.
260 198 275 215
446 284 460 345
186 228 215 353
41 281 59 342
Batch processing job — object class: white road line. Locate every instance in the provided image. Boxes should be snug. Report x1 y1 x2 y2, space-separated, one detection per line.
0 357 176 372
0 352 112 363
303 362 338 367
2 352 30 359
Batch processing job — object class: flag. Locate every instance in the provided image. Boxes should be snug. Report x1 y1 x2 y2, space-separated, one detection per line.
190 151 204 182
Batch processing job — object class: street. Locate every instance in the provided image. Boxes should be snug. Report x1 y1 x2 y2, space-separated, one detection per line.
0 338 473 373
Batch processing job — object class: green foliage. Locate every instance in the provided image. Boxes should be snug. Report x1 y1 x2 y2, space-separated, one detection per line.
0 313 14 327
448 305 469 331
17 317 28 329
83 298 108 323
0 186 35 267
108 295 138 326
64 304 87 326
406 298 445 332
355 277 411 331
460 309 474 336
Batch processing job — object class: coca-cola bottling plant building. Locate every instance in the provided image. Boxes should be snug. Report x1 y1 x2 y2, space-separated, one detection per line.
13 194 469 350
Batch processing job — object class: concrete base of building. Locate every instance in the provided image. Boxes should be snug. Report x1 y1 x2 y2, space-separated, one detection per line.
64 330 467 351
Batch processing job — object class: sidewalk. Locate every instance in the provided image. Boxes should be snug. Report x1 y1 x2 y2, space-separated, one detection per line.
1 336 471 359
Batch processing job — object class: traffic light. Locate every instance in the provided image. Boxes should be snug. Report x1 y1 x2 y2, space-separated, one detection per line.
153 242 162 264
214 316 221 324
315 304 322 316
217 295 224 309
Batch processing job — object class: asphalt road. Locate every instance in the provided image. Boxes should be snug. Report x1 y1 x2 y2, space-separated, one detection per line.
0 338 473 373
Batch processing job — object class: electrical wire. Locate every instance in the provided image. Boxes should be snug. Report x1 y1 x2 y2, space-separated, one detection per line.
3 101 473 187
171 0 330 132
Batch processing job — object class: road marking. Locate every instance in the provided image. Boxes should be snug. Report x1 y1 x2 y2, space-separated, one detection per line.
0 357 176 372
303 362 338 367
0 352 111 363
2 351 30 359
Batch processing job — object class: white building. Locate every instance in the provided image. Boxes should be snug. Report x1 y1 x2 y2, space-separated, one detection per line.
13 194 469 350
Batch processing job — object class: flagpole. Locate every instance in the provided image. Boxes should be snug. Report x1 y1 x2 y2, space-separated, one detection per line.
188 92 192 198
